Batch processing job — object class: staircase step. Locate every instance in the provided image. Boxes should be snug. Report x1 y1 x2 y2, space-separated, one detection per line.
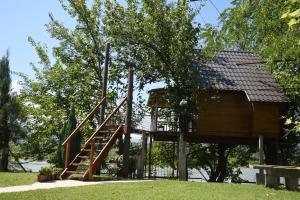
82 148 102 152
72 162 89 166
94 142 108 146
78 156 89 159
65 171 85 175
94 136 109 140
98 130 111 134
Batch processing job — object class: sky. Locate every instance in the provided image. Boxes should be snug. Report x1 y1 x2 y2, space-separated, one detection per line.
0 0 232 92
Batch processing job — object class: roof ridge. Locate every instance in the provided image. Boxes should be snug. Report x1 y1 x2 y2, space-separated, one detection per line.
218 50 256 54
194 48 257 55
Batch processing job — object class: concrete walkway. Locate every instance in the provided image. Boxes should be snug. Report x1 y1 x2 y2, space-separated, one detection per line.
0 180 148 193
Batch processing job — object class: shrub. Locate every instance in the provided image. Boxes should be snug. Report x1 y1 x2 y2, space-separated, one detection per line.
52 167 63 175
38 167 52 175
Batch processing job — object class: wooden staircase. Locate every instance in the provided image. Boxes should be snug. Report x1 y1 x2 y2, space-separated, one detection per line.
61 96 128 181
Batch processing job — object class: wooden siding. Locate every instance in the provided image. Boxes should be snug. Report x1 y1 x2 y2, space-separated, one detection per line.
196 91 281 138
252 102 281 136
196 91 250 136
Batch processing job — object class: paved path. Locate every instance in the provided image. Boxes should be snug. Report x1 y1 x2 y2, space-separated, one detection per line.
0 180 148 193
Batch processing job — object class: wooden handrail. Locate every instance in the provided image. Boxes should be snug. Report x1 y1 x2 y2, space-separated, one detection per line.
83 96 128 147
62 97 106 146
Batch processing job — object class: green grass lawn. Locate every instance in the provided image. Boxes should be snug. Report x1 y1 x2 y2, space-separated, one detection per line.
0 180 299 200
0 172 37 187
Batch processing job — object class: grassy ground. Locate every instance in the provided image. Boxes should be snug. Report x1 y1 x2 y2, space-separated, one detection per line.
0 180 299 200
0 172 37 187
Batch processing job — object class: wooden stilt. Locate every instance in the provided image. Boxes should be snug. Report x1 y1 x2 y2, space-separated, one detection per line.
65 141 70 169
137 132 146 179
178 132 187 180
88 138 95 180
122 66 133 178
100 43 110 124
148 134 153 178
256 135 265 185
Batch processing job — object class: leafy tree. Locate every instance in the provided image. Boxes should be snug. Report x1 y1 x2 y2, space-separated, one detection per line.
0 52 23 171
66 107 81 161
17 0 114 161
49 125 66 168
188 144 256 182
152 142 177 170
105 0 202 122
281 0 300 30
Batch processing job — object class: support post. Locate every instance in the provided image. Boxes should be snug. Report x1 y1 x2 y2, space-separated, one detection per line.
256 135 265 185
137 132 146 179
285 177 299 191
178 132 187 180
65 141 70 169
144 134 148 177
100 43 110 123
89 138 95 180
148 134 153 178
265 169 279 188
96 43 110 175
122 66 133 178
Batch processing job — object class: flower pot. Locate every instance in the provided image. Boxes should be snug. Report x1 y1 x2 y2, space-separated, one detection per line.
52 174 60 180
37 174 51 182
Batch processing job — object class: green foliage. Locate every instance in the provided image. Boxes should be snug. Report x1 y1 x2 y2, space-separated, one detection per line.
38 166 52 175
0 52 24 171
152 142 177 170
188 144 256 182
281 0 300 30
48 126 66 168
67 107 81 161
105 0 202 120
51 167 63 174
17 0 113 160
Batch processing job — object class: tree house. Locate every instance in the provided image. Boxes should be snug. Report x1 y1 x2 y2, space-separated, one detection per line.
147 51 289 144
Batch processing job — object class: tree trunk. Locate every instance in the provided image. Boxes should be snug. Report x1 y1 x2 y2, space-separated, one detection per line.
216 144 228 182
0 124 10 171
264 141 278 165
208 144 229 182
178 115 188 180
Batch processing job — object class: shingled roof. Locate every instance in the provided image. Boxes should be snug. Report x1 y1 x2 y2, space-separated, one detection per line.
199 51 289 103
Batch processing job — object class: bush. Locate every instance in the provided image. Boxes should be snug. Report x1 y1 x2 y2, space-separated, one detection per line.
52 167 63 175
38 167 52 175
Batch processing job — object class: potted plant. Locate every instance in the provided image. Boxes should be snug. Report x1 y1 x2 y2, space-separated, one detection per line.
37 167 52 182
52 167 62 180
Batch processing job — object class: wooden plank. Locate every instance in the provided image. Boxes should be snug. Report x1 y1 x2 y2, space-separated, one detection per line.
197 91 249 135
252 102 281 135
148 135 153 178
65 141 70 169
100 43 110 123
123 66 133 178
88 138 95 180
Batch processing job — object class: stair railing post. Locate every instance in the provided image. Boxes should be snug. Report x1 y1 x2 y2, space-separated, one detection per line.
89 138 95 180
65 141 71 169
100 43 110 123
123 66 133 178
